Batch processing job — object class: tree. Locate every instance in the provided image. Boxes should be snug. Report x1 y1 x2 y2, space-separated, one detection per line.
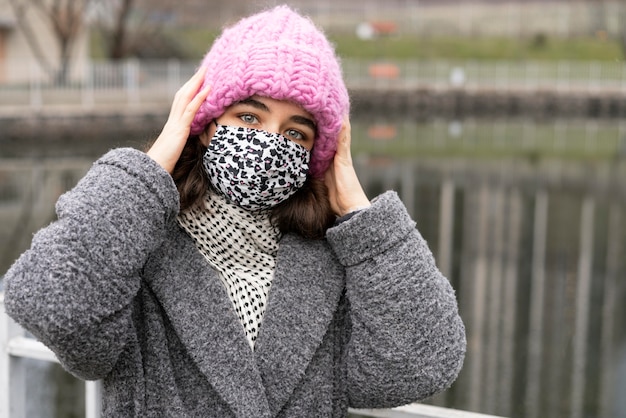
89 0 139 60
104 0 132 59
90 0 185 60
8 0 87 84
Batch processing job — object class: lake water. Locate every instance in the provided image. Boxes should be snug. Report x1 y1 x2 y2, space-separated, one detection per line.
1 115 625 418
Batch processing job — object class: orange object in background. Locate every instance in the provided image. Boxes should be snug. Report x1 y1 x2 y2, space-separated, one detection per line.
369 20 398 36
368 63 400 79
365 155 394 168
367 124 398 140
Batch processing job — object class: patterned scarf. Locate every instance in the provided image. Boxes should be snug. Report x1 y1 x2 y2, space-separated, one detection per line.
177 191 281 349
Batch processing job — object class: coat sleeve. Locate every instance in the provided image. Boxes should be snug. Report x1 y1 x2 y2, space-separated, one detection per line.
3 148 179 380
325 191 466 408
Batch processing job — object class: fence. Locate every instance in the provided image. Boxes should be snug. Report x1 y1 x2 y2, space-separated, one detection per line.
1 59 626 113
0 292 100 418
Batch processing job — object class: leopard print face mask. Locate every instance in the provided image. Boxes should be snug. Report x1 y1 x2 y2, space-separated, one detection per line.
203 124 310 211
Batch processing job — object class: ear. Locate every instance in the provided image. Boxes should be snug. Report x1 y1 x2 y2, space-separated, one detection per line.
199 122 217 147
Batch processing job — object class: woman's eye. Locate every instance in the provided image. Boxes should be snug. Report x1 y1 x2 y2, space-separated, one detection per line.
286 129 304 140
239 114 258 124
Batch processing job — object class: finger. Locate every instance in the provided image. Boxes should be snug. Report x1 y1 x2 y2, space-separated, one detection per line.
181 85 211 122
334 117 353 164
323 162 339 214
342 115 351 142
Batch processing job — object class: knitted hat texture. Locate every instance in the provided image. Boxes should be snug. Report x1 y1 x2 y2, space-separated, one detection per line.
190 5 350 178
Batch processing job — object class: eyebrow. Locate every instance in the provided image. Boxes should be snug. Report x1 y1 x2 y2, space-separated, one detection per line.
238 97 269 112
236 98 317 133
291 115 317 133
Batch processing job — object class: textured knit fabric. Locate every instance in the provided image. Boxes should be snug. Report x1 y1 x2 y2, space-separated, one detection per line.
177 191 280 349
4 148 466 418
190 5 350 178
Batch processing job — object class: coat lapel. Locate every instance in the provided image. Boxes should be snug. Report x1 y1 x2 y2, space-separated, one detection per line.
254 234 345 415
144 225 270 418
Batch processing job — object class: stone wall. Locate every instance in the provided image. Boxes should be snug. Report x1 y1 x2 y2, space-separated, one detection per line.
350 87 626 119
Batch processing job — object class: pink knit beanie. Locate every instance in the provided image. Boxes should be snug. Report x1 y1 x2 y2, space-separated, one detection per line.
190 5 350 178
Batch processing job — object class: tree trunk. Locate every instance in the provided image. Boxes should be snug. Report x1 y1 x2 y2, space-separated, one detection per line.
7 0 55 80
109 0 134 60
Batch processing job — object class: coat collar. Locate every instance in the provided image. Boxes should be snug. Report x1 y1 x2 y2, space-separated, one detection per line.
145 226 345 417
145 225 269 417
254 234 345 415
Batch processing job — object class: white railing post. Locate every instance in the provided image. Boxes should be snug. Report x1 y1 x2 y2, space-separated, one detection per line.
3 59 626 111
1 291 103 418
86 380 102 418
1 291 10 418
588 61 600 93
125 58 140 105
1 292 26 418
82 60 94 108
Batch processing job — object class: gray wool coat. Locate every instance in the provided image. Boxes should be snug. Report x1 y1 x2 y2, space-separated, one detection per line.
4 148 466 417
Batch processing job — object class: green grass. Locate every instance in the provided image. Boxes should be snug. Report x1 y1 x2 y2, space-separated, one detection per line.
329 34 624 62
90 27 624 62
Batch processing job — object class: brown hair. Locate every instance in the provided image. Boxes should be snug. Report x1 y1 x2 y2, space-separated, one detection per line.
170 136 335 240
171 136 210 210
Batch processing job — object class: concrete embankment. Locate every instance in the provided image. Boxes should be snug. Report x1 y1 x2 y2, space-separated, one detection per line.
350 86 626 119
1 86 625 148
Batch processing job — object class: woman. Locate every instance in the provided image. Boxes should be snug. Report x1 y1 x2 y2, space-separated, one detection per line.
4 5 466 417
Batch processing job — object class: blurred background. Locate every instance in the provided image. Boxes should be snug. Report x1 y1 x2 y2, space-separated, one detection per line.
1 0 626 417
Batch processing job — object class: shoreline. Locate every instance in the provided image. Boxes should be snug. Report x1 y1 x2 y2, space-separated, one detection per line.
1 85 625 118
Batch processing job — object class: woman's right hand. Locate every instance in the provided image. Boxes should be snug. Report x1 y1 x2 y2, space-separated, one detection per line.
324 116 370 217
147 66 210 173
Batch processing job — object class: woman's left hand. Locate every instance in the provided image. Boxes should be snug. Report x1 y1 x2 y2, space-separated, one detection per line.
147 66 210 174
325 116 371 217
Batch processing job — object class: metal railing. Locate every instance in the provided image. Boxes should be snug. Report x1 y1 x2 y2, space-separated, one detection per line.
1 59 625 113
0 292 101 418
0 290 503 418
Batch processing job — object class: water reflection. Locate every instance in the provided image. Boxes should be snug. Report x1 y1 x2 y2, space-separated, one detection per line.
359 154 626 418
1 117 625 418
